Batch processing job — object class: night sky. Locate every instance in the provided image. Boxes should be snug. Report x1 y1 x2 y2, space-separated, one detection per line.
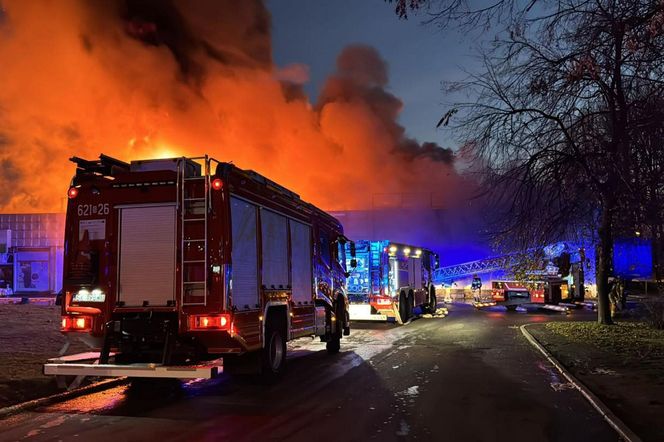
268 0 476 150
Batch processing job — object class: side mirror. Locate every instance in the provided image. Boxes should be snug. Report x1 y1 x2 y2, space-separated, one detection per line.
349 241 356 258
350 258 357 268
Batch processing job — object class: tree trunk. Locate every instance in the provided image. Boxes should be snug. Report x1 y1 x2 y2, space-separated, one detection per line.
596 197 614 325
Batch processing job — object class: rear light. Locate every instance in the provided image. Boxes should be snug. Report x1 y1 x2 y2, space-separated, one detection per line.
189 314 231 330
211 178 223 190
67 187 79 199
61 315 93 332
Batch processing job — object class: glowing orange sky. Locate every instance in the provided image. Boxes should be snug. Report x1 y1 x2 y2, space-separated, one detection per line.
0 0 468 213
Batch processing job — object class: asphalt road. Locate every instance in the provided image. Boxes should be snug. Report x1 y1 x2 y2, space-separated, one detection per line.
0 304 618 442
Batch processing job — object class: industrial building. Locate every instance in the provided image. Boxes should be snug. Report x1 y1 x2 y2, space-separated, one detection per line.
0 213 65 296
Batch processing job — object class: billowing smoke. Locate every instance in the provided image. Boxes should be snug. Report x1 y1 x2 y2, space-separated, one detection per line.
0 0 467 214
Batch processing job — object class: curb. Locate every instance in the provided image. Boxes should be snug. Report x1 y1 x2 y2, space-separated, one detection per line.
0 377 128 420
520 324 642 442
0 297 56 305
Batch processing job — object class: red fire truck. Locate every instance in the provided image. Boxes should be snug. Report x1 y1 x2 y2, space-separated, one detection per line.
489 281 531 310
45 154 352 381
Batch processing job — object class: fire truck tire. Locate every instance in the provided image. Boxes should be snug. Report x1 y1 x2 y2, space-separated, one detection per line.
408 292 414 317
326 336 340 353
399 291 410 322
261 314 286 379
427 287 437 313
326 300 344 354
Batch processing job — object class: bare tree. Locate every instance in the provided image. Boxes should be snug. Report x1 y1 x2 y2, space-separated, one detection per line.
392 0 664 324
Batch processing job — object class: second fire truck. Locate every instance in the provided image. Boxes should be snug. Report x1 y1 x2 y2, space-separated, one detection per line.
344 240 439 323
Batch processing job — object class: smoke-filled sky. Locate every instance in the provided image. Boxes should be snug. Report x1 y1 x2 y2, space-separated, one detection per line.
0 0 475 218
268 0 476 146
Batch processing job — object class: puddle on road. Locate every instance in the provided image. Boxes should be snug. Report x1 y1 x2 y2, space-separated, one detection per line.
395 419 411 436
550 382 575 391
398 386 419 397
536 361 575 392
589 367 618 376
19 413 71 440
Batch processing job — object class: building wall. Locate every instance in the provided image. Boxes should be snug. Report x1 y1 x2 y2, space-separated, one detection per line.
0 213 65 295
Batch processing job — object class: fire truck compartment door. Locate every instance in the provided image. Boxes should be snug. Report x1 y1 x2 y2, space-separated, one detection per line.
230 197 259 310
118 205 176 306
408 257 422 288
290 220 312 304
260 209 288 289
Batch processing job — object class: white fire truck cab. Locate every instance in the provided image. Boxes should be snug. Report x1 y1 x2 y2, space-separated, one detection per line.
45 154 352 382
345 240 438 323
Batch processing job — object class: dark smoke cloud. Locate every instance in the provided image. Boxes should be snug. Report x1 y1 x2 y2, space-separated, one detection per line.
82 0 271 85
318 45 454 164
336 44 388 87
0 158 21 206
397 140 454 164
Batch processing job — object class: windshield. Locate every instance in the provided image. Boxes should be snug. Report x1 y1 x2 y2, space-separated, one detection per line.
337 240 346 270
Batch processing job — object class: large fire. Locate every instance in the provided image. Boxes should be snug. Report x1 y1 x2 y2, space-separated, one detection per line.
0 0 467 213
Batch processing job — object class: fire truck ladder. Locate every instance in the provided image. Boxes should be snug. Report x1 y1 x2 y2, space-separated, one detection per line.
432 254 521 284
432 246 547 284
178 156 219 306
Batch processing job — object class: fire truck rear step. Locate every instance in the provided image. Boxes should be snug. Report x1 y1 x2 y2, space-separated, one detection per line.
348 304 400 323
44 359 223 379
348 304 387 321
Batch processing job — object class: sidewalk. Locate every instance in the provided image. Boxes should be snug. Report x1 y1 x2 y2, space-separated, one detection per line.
0 304 88 408
527 321 664 442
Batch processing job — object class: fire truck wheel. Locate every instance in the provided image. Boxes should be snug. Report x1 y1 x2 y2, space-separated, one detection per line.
262 315 286 378
399 291 410 322
326 336 341 353
428 287 437 313
326 300 344 354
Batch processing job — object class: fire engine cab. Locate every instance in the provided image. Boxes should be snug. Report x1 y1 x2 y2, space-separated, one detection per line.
45 154 352 382
490 281 531 310
472 279 531 310
344 240 438 323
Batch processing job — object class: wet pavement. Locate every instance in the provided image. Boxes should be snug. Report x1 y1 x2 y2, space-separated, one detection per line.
0 304 618 441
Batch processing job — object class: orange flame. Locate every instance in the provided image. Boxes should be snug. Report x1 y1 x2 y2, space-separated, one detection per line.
0 0 468 213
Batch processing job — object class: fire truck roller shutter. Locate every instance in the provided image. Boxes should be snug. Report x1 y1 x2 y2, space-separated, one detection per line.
230 197 259 310
289 220 312 304
118 204 176 306
260 209 289 290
